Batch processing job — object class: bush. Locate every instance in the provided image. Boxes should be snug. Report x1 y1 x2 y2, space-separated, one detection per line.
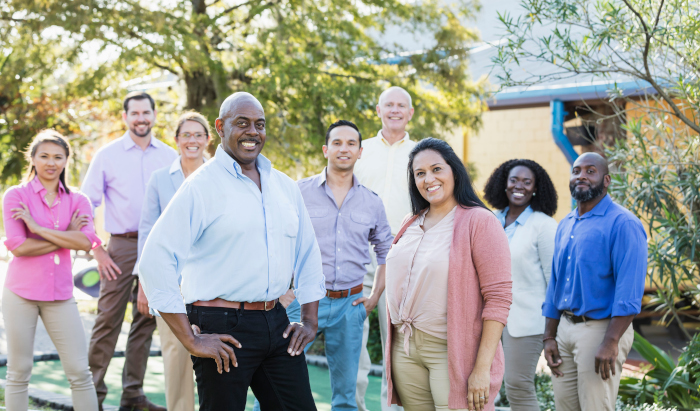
619 332 700 410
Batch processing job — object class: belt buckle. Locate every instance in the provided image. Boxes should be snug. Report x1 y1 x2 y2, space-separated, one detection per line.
264 301 275 311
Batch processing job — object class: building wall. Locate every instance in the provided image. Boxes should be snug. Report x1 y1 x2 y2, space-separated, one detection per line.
464 105 574 222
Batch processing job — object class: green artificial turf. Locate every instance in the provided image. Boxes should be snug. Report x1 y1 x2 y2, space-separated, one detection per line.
0 357 382 410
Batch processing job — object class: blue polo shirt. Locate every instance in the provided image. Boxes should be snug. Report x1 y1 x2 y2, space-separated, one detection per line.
542 195 648 320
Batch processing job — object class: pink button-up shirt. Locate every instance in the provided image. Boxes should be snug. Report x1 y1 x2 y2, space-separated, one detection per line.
3 177 101 301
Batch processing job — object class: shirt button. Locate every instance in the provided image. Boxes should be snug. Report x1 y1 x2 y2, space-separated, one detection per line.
564 299 567 302
339 213 341 216
568 256 571 260
567 278 570 281
570 235 574 239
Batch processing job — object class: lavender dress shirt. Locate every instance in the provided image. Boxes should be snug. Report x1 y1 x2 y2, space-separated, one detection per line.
81 132 178 235
297 169 394 291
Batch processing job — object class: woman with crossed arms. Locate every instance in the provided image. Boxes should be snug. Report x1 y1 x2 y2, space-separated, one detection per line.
3 130 101 411
385 138 512 411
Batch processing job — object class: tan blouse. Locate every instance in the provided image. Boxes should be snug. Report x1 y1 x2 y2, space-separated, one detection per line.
386 206 456 355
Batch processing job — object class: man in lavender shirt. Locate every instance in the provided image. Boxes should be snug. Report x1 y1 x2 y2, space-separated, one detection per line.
81 91 177 411
295 120 393 410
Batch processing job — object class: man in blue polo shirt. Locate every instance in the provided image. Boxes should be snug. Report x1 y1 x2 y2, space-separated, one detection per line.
542 152 647 411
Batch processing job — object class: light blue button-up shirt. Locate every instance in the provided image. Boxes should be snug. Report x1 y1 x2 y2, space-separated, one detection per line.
495 206 534 243
138 145 326 314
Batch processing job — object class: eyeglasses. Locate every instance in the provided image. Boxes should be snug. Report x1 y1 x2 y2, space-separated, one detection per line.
178 132 208 140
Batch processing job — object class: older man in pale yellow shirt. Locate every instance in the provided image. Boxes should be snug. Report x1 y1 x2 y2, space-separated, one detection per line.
354 86 415 411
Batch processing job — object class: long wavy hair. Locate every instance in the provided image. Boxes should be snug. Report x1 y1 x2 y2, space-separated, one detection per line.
407 138 487 215
24 129 72 194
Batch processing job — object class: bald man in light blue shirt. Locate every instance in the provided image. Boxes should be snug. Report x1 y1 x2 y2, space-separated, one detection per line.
139 92 325 411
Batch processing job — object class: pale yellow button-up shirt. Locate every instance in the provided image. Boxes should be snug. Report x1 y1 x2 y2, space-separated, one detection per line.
354 131 417 235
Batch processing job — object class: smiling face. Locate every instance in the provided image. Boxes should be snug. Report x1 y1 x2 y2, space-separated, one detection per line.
122 98 156 138
176 120 210 161
506 165 536 208
215 97 266 166
32 142 67 182
376 88 414 135
412 149 455 208
323 126 362 172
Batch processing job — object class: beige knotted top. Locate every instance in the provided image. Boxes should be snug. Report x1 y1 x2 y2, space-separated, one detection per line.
386 206 456 355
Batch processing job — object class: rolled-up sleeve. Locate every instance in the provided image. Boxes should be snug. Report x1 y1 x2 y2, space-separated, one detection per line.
74 192 102 250
291 186 326 305
369 199 394 265
3 188 27 251
135 173 162 275
81 151 105 212
471 211 513 325
139 183 205 314
611 220 648 317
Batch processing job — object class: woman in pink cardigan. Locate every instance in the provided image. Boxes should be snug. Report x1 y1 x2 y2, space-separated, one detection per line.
385 138 512 411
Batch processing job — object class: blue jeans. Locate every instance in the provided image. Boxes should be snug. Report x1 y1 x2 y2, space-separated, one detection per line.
254 294 366 410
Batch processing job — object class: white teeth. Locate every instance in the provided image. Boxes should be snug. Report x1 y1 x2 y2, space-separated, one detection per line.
427 186 440 192
338 157 350 159
186 147 198 151
513 192 524 198
241 142 256 148
389 117 401 120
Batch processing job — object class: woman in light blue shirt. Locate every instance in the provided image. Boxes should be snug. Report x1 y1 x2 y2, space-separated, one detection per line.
136 111 211 411
483 159 559 411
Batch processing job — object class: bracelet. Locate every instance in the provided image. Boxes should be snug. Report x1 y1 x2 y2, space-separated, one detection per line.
543 336 556 342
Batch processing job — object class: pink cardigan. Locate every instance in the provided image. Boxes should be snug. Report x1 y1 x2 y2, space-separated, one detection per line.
385 206 513 410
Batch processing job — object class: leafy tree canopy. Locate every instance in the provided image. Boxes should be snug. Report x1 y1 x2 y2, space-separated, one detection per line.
2 0 486 180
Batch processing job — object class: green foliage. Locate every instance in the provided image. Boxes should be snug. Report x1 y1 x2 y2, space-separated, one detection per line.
367 307 383 364
494 0 700 135
619 332 700 410
495 372 555 410
606 107 699 337
3 0 486 180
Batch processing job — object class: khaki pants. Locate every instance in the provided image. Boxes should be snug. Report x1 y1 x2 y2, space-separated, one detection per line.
2 288 98 411
390 327 467 411
502 326 543 411
155 316 195 411
552 318 634 411
357 249 402 411
87 237 157 405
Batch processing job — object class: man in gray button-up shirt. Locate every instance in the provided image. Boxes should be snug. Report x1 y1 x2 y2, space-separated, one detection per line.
291 119 393 410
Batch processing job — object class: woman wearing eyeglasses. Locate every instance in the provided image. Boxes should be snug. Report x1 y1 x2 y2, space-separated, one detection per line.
135 111 212 411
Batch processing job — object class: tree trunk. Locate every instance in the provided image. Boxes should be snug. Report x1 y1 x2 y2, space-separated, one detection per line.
184 70 217 111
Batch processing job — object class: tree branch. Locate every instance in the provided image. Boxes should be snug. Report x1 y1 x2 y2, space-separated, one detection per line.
214 0 260 20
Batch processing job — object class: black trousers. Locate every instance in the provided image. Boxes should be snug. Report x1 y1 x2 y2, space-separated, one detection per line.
186 303 317 411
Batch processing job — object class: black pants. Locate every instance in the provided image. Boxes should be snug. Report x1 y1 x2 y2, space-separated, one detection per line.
186 303 317 411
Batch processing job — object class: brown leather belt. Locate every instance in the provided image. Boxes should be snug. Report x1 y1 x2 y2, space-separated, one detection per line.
192 298 278 311
326 284 363 299
111 231 139 239
563 311 593 324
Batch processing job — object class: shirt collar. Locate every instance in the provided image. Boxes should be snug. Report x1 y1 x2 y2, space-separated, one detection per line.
316 167 360 188
30 176 65 194
571 194 613 219
496 205 534 227
121 131 166 151
376 130 410 146
214 144 271 179
169 156 207 175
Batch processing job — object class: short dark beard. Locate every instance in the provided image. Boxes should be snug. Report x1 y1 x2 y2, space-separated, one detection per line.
130 124 152 138
570 180 605 203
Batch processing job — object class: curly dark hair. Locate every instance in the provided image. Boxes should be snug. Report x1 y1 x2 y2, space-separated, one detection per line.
483 159 558 216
